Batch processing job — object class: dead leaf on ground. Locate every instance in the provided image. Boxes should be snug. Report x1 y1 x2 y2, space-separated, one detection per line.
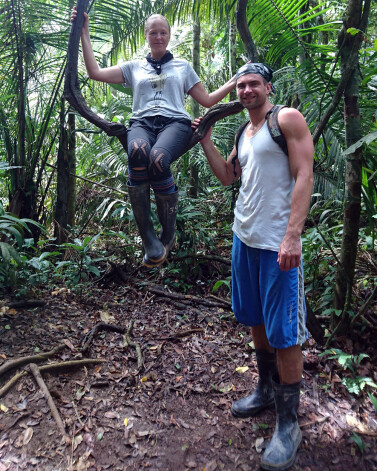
23 427 33 445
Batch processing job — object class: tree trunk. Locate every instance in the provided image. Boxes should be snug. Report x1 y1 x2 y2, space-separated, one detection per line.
228 19 237 102
189 19 201 198
333 0 371 332
236 0 258 61
8 0 27 218
67 110 76 228
54 99 76 243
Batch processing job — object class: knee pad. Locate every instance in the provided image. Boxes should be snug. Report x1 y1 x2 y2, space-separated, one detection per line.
148 147 172 180
128 138 150 167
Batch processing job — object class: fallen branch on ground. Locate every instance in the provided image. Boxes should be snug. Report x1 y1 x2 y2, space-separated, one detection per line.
123 320 143 372
146 284 229 309
30 363 70 445
0 358 107 398
158 328 204 341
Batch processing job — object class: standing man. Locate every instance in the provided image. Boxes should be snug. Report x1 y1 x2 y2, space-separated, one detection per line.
199 63 314 471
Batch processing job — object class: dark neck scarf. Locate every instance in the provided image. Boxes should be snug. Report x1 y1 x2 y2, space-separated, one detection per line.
146 51 173 75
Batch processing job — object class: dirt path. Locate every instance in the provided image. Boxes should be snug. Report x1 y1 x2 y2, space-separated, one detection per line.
1 282 376 471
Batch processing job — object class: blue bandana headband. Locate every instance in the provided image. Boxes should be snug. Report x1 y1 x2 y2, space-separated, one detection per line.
236 63 274 83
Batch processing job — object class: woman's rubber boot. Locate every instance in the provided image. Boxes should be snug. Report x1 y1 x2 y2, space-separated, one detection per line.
261 381 302 471
154 187 179 258
231 350 277 418
127 183 166 267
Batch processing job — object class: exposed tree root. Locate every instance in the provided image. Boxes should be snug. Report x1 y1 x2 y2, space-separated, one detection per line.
0 344 67 378
6 299 46 309
79 318 144 374
0 370 27 398
81 321 126 354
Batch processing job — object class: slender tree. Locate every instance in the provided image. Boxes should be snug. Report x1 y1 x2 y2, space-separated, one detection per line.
333 0 371 331
228 19 237 102
189 18 201 198
55 99 76 243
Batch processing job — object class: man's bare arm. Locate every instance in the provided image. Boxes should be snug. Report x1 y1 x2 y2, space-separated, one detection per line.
199 127 242 186
277 108 314 271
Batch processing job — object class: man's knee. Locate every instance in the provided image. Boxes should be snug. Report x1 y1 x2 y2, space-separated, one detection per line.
276 345 303 383
251 325 274 353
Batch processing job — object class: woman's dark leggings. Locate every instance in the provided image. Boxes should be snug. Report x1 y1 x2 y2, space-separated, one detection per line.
127 116 193 194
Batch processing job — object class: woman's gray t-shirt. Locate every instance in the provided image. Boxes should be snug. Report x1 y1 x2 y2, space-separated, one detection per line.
120 58 200 121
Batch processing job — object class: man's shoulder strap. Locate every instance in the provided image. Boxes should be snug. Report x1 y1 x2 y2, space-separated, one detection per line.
232 104 289 172
265 104 289 156
235 121 249 154
231 121 249 177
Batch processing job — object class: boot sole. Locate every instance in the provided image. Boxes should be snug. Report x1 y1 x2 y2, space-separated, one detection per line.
142 248 167 268
230 400 275 418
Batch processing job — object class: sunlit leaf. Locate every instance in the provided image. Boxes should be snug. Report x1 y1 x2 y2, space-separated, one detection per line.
235 366 249 374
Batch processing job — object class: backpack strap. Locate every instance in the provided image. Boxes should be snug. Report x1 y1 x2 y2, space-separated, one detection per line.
230 121 249 210
231 121 249 177
265 104 289 156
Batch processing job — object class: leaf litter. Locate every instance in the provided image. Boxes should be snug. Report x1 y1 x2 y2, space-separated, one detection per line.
0 279 376 470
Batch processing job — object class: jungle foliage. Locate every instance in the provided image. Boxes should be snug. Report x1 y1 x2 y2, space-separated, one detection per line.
0 0 376 356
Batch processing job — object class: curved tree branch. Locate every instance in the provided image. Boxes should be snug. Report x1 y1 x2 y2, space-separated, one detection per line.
236 0 258 62
186 101 244 151
312 28 367 145
64 0 128 150
63 0 245 154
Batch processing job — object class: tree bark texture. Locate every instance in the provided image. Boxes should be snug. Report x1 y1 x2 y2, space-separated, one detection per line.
63 0 128 151
55 99 70 241
8 0 27 218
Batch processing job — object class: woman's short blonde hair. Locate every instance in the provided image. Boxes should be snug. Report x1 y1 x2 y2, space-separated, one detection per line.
144 14 170 34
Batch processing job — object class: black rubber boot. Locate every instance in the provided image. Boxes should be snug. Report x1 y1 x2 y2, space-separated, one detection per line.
127 183 166 267
261 381 302 471
231 350 277 418
154 187 179 257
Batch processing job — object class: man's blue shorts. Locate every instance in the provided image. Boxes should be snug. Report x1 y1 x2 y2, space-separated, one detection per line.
231 234 308 349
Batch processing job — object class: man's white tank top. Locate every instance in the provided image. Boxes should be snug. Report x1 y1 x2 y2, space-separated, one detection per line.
232 120 295 252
